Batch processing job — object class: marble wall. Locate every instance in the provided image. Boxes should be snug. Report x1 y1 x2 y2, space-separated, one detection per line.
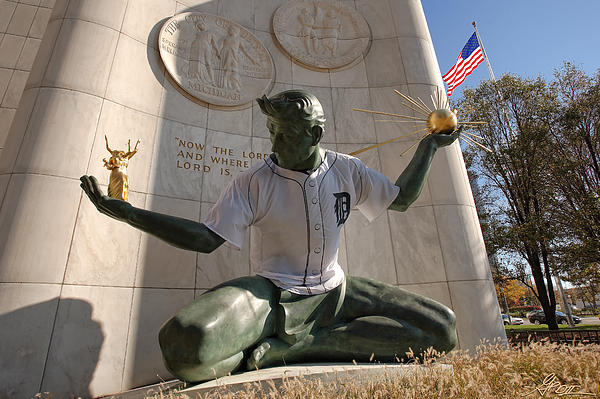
0 0 506 397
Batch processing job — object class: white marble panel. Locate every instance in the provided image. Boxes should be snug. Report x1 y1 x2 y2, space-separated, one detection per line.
399 281 452 309
254 0 287 32
121 0 176 49
208 104 253 136
332 87 376 144
0 283 60 399
0 173 9 202
14 88 102 177
122 287 194 388
6 3 37 36
388 205 446 284
0 107 15 147
355 0 396 39
368 85 426 142
0 34 26 69
0 88 37 174
343 210 397 284
0 174 80 283
389 0 430 40
250 136 272 168
254 30 292 84
200 130 252 203
198 201 250 288
292 85 335 143
329 57 368 88
1 70 28 108
26 18 60 89
448 279 506 351
148 118 206 200
87 100 158 193
291 62 330 87
50 0 68 20
105 34 164 115
65 0 128 30
160 75 208 128
251 82 292 139
175 0 218 15
398 36 440 86
218 0 254 30
0 68 11 101
433 204 491 282
65 190 145 287
136 194 200 288
29 5 51 38
364 38 406 87
41 285 133 398
43 19 119 96
0 2 17 32
428 141 473 207
377 141 432 207
15 37 41 70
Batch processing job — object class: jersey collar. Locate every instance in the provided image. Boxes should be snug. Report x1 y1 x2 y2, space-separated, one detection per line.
265 149 332 182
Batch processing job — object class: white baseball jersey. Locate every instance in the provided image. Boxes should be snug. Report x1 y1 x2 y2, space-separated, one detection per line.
203 150 400 295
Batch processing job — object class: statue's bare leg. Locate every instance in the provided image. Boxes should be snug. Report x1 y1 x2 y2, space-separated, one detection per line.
249 276 456 368
159 276 278 382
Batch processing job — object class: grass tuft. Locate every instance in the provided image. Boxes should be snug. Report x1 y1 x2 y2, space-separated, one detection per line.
141 342 600 399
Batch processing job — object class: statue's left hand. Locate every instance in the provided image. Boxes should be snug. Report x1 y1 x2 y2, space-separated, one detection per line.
80 175 133 222
426 125 463 149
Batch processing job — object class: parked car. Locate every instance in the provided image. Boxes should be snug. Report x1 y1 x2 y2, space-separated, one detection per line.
502 314 524 325
527 310 582 325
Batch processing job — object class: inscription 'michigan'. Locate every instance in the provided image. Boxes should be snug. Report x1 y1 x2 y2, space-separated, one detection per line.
159 13 274 106
273 1 371 70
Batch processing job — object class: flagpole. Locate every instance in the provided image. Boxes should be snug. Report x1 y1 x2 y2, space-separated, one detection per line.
472 21 514 138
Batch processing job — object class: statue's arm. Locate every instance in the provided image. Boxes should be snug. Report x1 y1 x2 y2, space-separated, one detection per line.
80 175 225 253
388 128 461 212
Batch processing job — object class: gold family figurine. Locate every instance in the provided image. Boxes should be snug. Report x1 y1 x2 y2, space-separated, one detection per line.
102 135 140 202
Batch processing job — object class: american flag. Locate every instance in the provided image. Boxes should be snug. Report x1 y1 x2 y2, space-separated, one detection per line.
443 32 484 96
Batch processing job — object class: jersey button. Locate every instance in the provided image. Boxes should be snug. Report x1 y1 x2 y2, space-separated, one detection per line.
314 247 321 254
312 198 318 204
314 224 321 230
309 181 316 187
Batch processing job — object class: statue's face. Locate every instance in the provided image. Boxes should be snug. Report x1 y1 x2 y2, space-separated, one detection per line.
267 117 318 170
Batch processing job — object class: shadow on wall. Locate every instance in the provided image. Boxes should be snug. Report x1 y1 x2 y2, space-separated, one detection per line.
0 298 103 399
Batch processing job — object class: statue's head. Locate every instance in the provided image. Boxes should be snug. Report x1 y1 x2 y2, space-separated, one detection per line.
256 90 326 170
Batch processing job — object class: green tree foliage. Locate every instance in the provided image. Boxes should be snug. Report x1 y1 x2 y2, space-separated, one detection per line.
460 74 560 329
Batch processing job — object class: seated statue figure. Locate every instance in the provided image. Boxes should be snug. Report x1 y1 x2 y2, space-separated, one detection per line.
80 90 459 383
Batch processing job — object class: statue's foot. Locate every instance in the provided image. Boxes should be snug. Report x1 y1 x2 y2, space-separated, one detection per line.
246 338 289 370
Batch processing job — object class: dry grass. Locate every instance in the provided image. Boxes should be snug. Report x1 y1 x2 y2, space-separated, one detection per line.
147 341 600 399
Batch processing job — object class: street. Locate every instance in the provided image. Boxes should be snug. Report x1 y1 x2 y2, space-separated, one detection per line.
519 316 600 326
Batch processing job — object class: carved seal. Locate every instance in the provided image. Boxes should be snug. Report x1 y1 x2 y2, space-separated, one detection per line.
273 1 371 70
159 13 274 106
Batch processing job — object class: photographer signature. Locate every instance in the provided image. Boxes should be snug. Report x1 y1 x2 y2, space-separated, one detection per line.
524 373 596 397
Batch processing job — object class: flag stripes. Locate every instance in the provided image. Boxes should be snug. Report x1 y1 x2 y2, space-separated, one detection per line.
443 32 484 96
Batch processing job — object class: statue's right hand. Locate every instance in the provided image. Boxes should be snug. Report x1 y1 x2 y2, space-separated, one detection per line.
80 175 132 222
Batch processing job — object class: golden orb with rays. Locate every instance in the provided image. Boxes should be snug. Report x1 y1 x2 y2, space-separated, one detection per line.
426 108 458 134
350 87 490 157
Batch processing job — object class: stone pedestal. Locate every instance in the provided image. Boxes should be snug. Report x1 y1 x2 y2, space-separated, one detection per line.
0 0 505 397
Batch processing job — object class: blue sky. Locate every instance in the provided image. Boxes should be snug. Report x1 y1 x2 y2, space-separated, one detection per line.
422 1 600 99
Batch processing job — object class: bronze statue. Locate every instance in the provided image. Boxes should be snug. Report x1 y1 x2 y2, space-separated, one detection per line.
80 90 459 383
102 135 140 201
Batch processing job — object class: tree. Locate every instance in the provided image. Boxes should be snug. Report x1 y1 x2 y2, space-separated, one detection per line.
548 63 600 287
460 75 562 329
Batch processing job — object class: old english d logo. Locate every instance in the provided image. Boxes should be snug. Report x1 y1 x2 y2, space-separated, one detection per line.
333 192 350 226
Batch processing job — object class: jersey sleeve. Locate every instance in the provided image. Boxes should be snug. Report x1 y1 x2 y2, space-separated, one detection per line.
203 174 254 250
352 158 400 222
